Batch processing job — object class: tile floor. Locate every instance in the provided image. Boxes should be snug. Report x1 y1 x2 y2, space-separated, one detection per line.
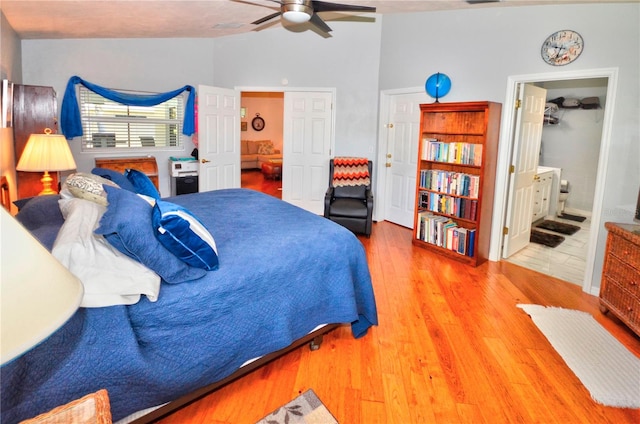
505 212 591 286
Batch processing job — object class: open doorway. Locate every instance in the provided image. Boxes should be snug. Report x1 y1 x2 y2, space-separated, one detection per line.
504 77 607 286
239 91 284 199
491 68 618 295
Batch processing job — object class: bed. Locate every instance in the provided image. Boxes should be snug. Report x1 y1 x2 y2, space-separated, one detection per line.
0 182 378 423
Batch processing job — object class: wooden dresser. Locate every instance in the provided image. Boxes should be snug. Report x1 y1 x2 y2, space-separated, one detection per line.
599 222 640 336
94 156 159 190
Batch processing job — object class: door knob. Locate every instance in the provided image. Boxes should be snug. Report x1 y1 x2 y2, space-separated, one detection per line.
386 153 392 158
385 163 391 167
388 123 394 128
201 158 210 164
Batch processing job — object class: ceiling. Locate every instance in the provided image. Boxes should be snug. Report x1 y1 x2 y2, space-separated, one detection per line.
1 0 631 40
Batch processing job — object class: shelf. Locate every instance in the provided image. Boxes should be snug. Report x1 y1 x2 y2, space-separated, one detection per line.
413 101 502 267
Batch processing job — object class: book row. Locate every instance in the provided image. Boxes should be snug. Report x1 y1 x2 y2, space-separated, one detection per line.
416 211 476 257
419 191 478 221
421 139 483 166
419 169 480 199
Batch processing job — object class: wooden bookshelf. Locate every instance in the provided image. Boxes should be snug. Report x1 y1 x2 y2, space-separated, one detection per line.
413 101 502 266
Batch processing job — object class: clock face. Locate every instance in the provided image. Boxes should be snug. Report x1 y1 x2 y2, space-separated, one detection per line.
252 115 265 131
541 30 584 66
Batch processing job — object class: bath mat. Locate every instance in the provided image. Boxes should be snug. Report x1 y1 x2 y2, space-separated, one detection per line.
559 213 587 222
530 229 564 248
517 304 640 408
535 220 581 235
256 389 338 424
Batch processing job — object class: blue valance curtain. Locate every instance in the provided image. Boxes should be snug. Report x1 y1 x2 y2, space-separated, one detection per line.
61 76 196 140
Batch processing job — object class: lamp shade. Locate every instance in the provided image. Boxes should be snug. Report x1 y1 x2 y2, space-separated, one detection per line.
16 128 77 172
1 208 84 365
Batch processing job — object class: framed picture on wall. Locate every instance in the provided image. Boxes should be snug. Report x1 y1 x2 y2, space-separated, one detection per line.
241 122 247 131
1 79 13 128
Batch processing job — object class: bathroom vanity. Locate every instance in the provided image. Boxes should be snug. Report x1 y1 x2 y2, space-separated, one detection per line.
532 169 554 222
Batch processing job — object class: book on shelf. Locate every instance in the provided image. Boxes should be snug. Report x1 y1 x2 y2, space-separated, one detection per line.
421 139 483 166
415 211 476 257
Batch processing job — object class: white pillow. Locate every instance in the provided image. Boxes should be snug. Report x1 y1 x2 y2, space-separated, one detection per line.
52 197 161 307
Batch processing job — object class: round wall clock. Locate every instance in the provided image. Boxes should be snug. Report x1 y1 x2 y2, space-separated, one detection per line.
252 114 265 131
541 30 584 66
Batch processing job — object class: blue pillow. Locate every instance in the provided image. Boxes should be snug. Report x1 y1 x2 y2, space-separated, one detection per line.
152 200 219 270
95 186 206 283
125 169 160 199
91 167 137 192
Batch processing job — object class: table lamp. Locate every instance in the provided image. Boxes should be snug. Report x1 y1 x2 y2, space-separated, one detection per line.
0 208 84 365
16 128 77 195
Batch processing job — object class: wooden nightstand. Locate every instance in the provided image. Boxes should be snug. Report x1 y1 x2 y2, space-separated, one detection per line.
599 222 640 336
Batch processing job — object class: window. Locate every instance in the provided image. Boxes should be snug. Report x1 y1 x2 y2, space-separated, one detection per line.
79 86 184 151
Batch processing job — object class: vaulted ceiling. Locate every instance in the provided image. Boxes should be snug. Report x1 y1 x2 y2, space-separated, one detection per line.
2 1 631 40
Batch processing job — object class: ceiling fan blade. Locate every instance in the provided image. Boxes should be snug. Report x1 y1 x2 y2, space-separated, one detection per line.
312 1 376 13
309 13 332 33
252 11 283 25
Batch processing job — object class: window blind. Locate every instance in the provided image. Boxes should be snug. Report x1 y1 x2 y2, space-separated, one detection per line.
79 87 184 150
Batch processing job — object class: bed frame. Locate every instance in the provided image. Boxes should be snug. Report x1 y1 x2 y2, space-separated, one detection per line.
129 323 341 423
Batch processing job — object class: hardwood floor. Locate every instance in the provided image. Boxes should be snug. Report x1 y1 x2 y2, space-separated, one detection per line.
241 169 282 199
156 220 640 424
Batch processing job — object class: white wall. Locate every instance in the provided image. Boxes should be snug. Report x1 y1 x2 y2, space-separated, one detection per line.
21 38 217 196
17 3 640 291
1 11 22 212
378 3 639 292
540 81 607 213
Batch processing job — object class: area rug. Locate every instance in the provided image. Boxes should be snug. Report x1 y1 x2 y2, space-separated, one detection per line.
535 219 581 235
559 212 587 222
256 389 338 424
518 304 640 408
530 229 565 248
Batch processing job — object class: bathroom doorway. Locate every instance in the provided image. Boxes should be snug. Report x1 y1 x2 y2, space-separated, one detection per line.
493 68 618 295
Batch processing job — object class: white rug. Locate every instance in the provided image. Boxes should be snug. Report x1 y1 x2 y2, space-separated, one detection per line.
518 304 640 408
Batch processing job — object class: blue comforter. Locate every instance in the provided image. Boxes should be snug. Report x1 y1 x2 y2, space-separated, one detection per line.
1 189 377 422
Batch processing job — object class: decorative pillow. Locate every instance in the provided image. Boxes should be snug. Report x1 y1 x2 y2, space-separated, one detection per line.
124 169 160 199
14 194 64 251
152 199 219 270
53 197 161 307
91 167 137 192
62 172 120 206
95 186 206 284
257 141 275 155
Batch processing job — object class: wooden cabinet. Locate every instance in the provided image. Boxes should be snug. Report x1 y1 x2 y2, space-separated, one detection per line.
599 222 640 336
12 84 59 199
532 170 553 222
413 101 501 266
94 156 159 190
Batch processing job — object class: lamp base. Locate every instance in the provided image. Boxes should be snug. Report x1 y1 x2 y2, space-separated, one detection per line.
38 171 57 196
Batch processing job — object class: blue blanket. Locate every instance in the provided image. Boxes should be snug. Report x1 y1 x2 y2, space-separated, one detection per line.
1 189 377 422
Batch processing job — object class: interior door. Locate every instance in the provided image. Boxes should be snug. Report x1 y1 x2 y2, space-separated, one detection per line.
503 83 547 257
282 91 333 214
198 85 240 192
383 93 425 228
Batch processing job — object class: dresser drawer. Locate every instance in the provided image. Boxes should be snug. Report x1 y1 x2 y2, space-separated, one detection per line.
608 234 640 269
600 280 640 328
603 255 640 298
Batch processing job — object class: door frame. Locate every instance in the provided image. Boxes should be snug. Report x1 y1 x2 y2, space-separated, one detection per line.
236 85 337 205
377 86 426 224
490 67 619 295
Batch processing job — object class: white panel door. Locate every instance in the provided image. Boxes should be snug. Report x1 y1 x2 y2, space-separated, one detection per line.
198 85 240 192
383 93 424 228
282 91 333 214
503 84 547 258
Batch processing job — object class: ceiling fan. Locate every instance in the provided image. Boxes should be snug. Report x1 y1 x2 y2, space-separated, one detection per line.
251 0 376 33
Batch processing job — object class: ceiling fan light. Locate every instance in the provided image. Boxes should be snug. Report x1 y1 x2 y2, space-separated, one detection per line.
283 10 311 24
